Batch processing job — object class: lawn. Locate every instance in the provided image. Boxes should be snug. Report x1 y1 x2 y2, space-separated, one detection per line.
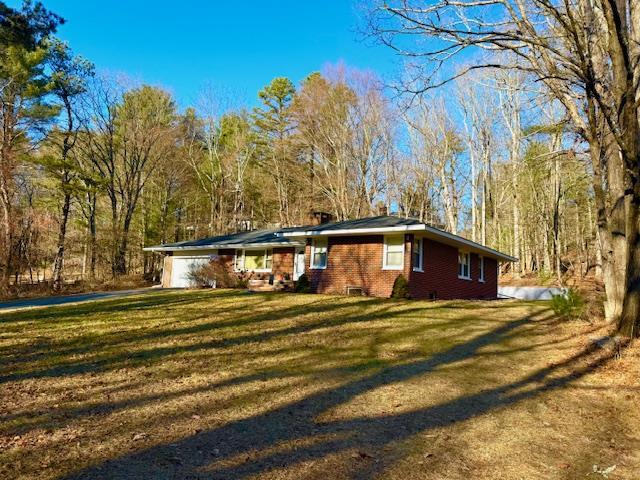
1 290 638 479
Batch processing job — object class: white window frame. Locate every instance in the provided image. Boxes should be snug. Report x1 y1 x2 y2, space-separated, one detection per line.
310 238 328 269
479 255 485 282
412 237 423 272
458 251 471 280
234 248 273 273
383 235 405 270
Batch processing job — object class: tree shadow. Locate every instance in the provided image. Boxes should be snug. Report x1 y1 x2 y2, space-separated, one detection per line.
0 294 407 384
59 310 614 480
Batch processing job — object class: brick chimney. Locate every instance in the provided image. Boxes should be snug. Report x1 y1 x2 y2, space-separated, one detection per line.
307 211 333 226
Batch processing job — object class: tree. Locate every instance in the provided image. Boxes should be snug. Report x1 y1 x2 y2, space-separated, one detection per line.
0 1 61 291
253 77 297 226
44 38 93 290
112 85 176 275
404 98 465 233
371 0 640 336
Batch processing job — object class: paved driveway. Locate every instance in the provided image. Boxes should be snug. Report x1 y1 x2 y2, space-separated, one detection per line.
0 287 164 312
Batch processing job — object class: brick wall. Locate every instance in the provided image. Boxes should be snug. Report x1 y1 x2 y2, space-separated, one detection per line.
166 237 499 299
304 234 498 299
306 235 411 297
408 238 498 299
217 247 294 281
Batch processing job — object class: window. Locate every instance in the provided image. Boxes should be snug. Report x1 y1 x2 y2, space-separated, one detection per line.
234 249 273 272
383 235 404 270
412 237 423 272
479 256 485 282
458 251 471 279
311 238 328 269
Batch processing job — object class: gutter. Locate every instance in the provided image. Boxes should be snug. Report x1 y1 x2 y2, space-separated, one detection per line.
143 240 305 252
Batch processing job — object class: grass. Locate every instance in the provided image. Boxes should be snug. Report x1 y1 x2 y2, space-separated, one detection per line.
0 289 638 479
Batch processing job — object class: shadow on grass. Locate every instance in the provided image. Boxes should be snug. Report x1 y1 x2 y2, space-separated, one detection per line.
0 292 411 384
58 308 615 480
0 289 240 325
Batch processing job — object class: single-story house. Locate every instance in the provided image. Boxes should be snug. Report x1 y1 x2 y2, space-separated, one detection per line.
144 215 516 299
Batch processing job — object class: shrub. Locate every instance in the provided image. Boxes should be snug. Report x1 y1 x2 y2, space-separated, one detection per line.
536 269 554 285
391 274 410 299
551 288 586 320
187 258 246 289
294 273 311 293
186 262 218 288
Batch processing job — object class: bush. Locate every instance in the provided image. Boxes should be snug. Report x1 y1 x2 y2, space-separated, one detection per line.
551 288 586 320
391 274 410 299
186 262 218 288
294 273 311 293
187 258 247 289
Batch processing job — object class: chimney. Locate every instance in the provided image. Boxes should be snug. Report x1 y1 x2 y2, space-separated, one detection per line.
307 211 333 226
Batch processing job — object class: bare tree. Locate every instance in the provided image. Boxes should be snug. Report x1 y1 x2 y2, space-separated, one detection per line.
371 0 640 336
405 98 464 233
457 72 499 244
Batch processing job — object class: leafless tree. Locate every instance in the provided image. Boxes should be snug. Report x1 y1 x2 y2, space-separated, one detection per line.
370 0 640 336
405 98 464 233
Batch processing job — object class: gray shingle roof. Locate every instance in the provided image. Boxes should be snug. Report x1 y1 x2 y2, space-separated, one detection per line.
144 215 516 261
144 227 304 251
300 215 423 232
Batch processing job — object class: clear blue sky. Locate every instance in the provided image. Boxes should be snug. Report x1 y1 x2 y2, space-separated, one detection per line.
10 1 400 109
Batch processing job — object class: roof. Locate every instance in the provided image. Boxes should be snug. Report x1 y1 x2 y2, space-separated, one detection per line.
279 215 517 262
143 215 516 262
143 228 304 252
296 215 424 232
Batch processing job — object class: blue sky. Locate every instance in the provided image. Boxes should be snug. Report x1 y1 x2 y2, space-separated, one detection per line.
11 1 401 109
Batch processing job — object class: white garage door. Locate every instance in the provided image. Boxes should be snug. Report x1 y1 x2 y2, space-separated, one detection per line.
170 256 212 288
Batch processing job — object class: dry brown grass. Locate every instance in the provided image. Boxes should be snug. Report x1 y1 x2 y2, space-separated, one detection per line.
0 290 638 479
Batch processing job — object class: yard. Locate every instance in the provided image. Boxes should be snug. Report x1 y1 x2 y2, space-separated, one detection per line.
1 290 638 480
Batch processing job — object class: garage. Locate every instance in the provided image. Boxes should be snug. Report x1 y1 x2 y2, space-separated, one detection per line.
167 252 216 288
144 229 305 289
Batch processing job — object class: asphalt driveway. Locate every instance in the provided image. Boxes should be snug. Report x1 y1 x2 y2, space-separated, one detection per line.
0 287 163 312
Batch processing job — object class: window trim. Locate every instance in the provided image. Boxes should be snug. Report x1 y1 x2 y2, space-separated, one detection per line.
412 237 424 272
383 235 405 271
458 250 471 280
234 248 273 273
479 255 485 282
310 238 328 270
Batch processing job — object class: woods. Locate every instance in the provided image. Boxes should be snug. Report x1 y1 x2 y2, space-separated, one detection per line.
0 1 636 335
371 0 639 335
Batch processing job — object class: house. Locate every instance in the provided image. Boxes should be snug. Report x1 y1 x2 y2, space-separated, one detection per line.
144 215 516 299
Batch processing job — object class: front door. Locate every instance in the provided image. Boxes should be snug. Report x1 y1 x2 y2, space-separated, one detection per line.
293 247 305 281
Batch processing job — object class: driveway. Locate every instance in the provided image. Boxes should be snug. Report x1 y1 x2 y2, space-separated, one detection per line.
0 287 163 312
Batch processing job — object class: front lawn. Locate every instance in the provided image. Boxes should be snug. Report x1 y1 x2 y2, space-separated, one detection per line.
1 290 638 479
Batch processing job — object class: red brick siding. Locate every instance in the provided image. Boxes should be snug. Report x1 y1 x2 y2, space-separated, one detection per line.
306 235 411 297
217 247 294 280
303 234 498 299
408 238 498 299
272 247 294 280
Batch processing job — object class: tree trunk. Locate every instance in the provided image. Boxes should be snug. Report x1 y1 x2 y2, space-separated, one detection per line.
618 202 640 336
0 181 11 293
52 192 72 291
114 208 134 276
88 192 97 280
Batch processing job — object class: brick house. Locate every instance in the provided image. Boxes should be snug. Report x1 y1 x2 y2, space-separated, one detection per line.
145 216 516 299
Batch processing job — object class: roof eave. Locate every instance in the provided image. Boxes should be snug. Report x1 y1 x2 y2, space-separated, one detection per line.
280 224 426 237
143 240 305 252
